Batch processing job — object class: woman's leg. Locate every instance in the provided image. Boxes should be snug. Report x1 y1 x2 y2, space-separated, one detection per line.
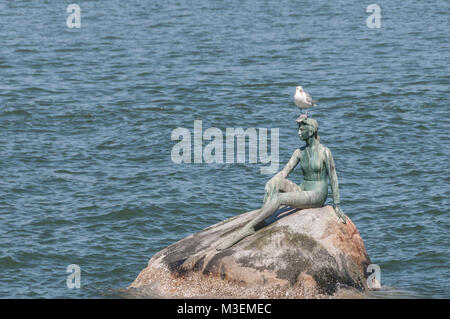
248 190 321 230
216 187 322 251
263 176 301 204
278 190 325 209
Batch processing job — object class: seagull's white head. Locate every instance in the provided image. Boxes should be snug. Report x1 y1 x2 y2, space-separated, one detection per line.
296 86 303 93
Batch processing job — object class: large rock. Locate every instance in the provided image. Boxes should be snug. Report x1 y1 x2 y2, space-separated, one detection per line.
129 205 371 298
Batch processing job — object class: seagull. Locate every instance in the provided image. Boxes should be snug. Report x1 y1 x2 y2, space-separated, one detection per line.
294 86 317 117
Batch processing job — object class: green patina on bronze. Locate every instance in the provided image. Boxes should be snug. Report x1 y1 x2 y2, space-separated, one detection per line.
216 116 347 251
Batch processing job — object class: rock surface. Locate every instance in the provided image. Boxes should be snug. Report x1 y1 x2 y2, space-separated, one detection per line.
129 205 371 298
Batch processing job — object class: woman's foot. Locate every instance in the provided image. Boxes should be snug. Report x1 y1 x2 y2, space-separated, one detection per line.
215 226 256 251
334 206 347 224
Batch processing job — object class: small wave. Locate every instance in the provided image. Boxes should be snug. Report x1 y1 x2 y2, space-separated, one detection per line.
83 207 148 222
0 255 21 268
14 48 39 54
0 109 31 117
54 169 87 175
366 286 423 299
101 35 121 41
22 86 59 94
29 218 76 227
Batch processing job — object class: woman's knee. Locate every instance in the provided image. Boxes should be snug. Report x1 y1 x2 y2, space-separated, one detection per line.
266 176 283 189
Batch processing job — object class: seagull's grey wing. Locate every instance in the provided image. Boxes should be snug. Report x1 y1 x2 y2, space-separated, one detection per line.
305 92 317 105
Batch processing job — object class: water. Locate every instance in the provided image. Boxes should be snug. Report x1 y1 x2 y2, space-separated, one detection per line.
0 0 448 298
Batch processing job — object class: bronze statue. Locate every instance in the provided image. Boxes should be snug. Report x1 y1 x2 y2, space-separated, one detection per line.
216 115 347 251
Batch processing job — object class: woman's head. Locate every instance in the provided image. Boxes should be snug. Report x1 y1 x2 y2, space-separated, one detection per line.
296 116 319 141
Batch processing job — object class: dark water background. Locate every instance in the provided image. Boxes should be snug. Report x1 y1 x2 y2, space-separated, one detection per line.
0 0 448 298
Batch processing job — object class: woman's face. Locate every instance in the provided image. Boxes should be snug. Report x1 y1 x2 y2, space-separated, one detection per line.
298 123 314 140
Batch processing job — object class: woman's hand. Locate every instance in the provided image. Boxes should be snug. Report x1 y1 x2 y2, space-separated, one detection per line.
334 205 347 224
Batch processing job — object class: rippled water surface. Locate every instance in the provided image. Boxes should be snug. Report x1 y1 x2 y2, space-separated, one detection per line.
0 1 448 298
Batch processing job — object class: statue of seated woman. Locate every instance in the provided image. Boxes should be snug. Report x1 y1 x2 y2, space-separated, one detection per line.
216 115 347 251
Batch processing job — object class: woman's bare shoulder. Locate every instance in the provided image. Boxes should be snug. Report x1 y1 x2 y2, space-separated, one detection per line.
318 143 332 156
293 147 304 157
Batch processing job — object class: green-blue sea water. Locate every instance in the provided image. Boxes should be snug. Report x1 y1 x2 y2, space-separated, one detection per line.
0 0 448 298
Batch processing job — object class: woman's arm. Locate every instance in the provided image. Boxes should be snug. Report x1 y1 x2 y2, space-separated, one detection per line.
324 147 340 205
324 147 346 223
274 148 302 179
